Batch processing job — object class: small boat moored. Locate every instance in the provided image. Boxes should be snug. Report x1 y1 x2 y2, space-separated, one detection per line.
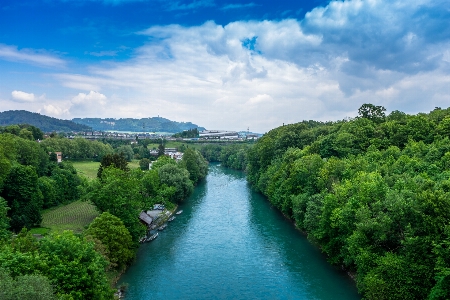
158 224 167 231
176 210 183 215
168 216 175 222
148 232 158 241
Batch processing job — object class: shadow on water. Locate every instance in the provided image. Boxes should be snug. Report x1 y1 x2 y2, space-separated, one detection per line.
118 164 360 300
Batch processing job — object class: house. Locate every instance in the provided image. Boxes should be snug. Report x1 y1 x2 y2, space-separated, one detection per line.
139 211 153 228
49 152 63 163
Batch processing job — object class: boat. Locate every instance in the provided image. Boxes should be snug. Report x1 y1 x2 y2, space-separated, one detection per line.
147 232 158 241
168 216 175 222
176 210 183 215
158 224 167 231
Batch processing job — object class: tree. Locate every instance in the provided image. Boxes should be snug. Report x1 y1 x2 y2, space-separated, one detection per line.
0 197 10 241
139 158 151 170
358 103 386 123
2 165 43 231
158 143 165 157
158 164 193 203
181 148 208 184
90 167 146 243
39 231 114 299
115 145 134 162
0 269 57 300
97 152 129 178
85 212 135 269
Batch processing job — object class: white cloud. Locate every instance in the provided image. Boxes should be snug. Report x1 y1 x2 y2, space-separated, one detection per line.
51 0 450 132
41 104 69 117
11 90 35 102
0 44 65 68
69 91 107 116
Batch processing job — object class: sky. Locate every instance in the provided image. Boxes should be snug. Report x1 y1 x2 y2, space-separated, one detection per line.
1 0 450 133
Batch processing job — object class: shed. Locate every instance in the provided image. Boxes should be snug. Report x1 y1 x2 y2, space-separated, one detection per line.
139 211 153 226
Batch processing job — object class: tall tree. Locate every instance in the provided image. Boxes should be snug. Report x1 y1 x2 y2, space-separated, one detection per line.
2 165 43 231
85 212 135 269
97 152 129 178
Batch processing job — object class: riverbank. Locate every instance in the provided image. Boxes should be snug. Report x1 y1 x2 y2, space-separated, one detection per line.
113 205 180 297
116 164 360 300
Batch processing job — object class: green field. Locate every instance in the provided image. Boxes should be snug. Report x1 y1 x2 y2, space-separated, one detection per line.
41 200 99 234
72 160 141 180
72 161 101 179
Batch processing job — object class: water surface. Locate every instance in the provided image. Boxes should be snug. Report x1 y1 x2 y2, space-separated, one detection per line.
118 164 360 300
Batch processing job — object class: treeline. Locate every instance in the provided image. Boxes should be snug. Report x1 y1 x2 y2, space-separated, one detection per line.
0 132 87 232
247 104 450 299
172 128 199 138
200 144 250 170
0 129 208 299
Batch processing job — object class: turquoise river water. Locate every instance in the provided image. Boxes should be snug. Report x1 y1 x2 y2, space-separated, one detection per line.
118 164 361 300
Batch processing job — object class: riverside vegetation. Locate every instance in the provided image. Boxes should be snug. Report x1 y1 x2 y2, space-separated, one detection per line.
0 125 208 299
207 104 450 300
2 103 450 299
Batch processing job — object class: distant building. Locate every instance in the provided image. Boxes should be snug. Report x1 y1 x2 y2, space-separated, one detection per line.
49 152 63 163
199 130 239 139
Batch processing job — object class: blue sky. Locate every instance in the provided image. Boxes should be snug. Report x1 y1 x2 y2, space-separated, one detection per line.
1 0 450 132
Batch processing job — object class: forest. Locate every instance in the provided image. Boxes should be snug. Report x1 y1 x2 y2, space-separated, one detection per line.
0 124 208 299
244 104 450 299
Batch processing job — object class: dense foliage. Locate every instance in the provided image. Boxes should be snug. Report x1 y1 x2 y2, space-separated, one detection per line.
247 105 450 299
172 128 200 138
89 150 208 244
85 212 135 269
0 110 91 132
0 133 87 233
0 125 209 299
0 230 113 299
40 136 113 161
200 144 250 170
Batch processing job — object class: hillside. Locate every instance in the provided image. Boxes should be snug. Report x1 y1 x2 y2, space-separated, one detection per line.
0 110 91 132
72 117 205 133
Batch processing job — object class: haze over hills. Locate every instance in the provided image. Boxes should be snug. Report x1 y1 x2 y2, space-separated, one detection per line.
0 110 206 133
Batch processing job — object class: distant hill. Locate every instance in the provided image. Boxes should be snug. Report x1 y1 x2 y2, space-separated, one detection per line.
72 117 205 133
0 110 91 132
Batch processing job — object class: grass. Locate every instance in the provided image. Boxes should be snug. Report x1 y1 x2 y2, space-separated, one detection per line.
72 160 141 180
41 200 99 234
72 161 101 179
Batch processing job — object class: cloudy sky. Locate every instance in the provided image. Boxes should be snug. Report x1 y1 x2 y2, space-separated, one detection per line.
1 0 450 132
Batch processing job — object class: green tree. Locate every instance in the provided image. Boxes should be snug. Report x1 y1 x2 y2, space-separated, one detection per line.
158 143 165 157
158 164 193 203
0 268 57 300
139 158 151 170
115 145 134 161
2 165 43 231
358 103 386 123
85 212 135 269
181 148 208 184
89 167 146 242
0 197 10 241
39 231 114 299
97 152 129 178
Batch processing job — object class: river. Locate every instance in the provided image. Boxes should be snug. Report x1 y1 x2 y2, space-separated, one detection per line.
118 164 361 300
